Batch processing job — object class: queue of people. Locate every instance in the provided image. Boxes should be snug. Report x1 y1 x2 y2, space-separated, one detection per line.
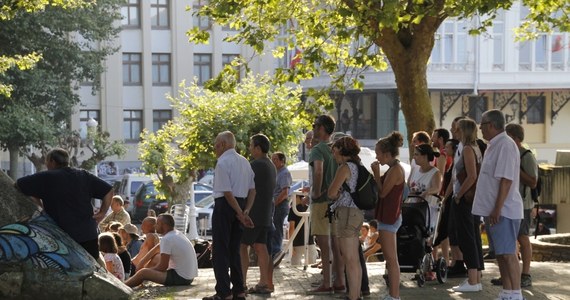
14 109 539 300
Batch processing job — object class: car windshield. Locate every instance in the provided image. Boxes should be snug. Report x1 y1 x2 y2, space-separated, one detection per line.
195 195 215 208
194 183 213 191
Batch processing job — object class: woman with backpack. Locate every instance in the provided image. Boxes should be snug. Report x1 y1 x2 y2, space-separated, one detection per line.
327 136 364 300
372 132 406 300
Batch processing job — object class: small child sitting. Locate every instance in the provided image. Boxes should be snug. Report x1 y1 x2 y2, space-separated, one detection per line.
99 232 125 281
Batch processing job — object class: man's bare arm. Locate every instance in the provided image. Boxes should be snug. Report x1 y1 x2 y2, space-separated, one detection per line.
311 160 324 199
94 190 113 223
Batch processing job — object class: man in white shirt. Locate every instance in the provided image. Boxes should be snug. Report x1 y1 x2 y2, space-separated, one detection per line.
125 213 197 287
473 109 524 300
203 131 255 300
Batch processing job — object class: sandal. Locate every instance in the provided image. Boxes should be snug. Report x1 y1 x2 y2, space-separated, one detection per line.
247 284 272 294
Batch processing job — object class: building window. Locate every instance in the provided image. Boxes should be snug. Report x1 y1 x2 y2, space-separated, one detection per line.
518 5 568 71
123 53 142 85
153 110 172 132
79 110 100 140
526 96 545 124
193 54 212 85
222 54 240 81
468 96 488 123
430 19 469 71
152 53 171 85
332 92 387 140
123 110 143 142
193 0 211 30
492 10 505 71
151 0 169 29
121 0 140 28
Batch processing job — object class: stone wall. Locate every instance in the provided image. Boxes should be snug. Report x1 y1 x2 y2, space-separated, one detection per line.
531 233 570 262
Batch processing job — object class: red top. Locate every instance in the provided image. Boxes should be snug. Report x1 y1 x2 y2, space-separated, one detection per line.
374 174 404 225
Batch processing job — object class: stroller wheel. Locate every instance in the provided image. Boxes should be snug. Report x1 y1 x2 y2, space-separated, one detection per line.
416 259 426 287
436 257 448 283
416 272 425 287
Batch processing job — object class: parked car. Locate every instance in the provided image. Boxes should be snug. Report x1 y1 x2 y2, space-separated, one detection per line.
195 194 216 235
117 174 152 215
132 182 213 223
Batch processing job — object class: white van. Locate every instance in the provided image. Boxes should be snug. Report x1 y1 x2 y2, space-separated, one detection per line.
117 174 152 214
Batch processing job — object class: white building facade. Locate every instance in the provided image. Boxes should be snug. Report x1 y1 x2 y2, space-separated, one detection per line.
3 1 569 175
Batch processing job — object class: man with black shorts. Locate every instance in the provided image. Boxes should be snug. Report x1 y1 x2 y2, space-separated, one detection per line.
240 134 276 294
125 213 197 287
16 148 113 259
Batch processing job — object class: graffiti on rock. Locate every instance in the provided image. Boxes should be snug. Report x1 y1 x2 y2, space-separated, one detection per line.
0 212 94 275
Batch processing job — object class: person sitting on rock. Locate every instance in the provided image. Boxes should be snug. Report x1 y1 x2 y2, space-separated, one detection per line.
125 213 198 287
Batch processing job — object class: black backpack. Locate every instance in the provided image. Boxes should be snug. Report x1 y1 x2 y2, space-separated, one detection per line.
342 161 378 210
521 149 541 202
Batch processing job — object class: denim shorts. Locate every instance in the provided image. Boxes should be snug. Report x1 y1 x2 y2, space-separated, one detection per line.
486 216 520 255
377 214 402 233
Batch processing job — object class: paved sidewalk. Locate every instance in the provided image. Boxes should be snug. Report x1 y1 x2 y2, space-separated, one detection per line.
132 261 570 299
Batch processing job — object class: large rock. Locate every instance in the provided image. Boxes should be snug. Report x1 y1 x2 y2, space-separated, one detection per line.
0 171 132 299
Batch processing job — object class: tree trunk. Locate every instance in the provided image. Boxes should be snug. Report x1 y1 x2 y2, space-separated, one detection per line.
391 52 436 145
8 145 20 180
375 19 442 156
27 152 47 173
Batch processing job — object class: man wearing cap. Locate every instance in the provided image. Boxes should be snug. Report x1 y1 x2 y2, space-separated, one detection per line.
99 195 131 232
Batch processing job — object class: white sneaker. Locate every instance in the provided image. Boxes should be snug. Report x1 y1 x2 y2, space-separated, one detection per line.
452 280 481 292
477 283 483 291
494 291 510 300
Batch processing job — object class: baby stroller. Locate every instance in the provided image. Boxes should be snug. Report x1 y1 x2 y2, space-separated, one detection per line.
389 194 447 287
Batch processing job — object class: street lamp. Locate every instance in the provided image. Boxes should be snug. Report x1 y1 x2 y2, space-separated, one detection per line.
505 100 519 123
85 118 98 144
85 118 98 175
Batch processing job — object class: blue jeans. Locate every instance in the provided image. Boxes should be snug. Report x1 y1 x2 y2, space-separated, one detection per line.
212 197 245 297
270 203 289 257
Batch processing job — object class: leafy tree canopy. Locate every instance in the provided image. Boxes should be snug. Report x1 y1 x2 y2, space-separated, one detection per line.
139 74 308 204
0 0 123 178
189 0 569 143
0 0 89 97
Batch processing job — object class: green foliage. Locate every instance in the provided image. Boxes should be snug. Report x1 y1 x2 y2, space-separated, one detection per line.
189 0 568 144
517 0 570 40
78 128 127 171
139 74 308 203
0 0 122 166
0 0 87 21
0 53 42 97
0 0 88 96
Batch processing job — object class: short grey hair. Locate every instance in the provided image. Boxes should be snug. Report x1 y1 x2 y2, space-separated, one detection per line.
217 131 236 148
483 109 505 131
